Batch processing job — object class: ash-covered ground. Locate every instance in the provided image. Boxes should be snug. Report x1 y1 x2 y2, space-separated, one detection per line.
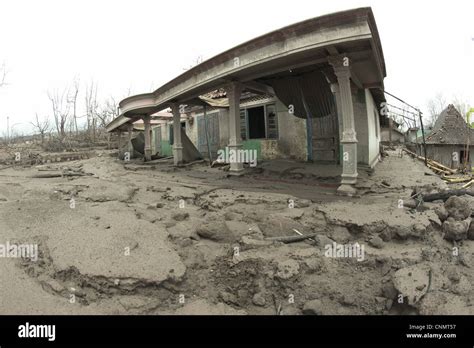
0 146 472 315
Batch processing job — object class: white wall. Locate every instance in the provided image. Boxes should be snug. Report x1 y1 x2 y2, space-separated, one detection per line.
365 89 381 167
353 88 369 165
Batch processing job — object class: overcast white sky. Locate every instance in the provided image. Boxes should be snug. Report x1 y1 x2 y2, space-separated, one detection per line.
0 0 473 135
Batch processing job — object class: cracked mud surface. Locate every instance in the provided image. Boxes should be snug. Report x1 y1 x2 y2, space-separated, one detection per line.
0 150 472 315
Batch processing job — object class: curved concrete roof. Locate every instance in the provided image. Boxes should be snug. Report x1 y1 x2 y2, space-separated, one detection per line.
107 7 386 132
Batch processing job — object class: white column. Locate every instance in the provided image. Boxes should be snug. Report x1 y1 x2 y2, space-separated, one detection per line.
329 55 358 195
143 115 152 162
170 104 183 165
127 123 134 158
117 131 123 158
224 82 244 173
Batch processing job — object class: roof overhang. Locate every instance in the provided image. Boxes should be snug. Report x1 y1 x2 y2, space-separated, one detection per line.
107 7 386 132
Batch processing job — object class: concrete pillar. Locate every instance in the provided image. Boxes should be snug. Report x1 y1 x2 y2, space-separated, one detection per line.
224 82 244 173
142 115 152 162
330 83 343 165
117 131 123 158
329 55 358 196
127 123 134 158
170 104 183 165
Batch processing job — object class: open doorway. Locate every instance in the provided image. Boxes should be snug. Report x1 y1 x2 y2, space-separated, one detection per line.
247 106 266 139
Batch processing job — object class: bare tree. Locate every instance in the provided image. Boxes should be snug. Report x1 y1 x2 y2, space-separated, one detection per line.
30 113 50 144
97 96 118 128
48 89 70 138
68 77 80 135
85 80 99 139
426 92 447 127
452 96 470 119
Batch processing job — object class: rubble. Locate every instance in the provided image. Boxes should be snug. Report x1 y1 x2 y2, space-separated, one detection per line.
252 293 266 307
1 147 472 316
444 196 472 220
302 299 324 315
440 196 472 241
443 218 471 241
275 259 300 279
392 264 431 306
368 236 384 249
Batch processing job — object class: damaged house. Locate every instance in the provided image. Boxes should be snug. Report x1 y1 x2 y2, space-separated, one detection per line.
409 104 474 170
380 117 405 145
106 7 387 195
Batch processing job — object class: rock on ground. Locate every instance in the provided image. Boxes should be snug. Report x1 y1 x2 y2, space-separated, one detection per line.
444 196 471 221
392 264 430 306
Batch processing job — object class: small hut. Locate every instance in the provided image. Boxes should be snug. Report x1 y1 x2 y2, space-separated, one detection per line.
420 104 474 170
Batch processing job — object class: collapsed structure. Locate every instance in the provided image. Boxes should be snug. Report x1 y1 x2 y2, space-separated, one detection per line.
408 105 474 170
106 7 387 195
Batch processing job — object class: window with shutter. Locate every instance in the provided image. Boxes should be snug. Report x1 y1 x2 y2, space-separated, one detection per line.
240 109 247 140
266 104 278 139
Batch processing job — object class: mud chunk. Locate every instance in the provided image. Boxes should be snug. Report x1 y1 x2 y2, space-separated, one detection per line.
196 221 236 243
260 215 308 237
445 196 471 221
296 199 311 208
330 226 351 243
341 294 356 306
314 235 334 248
447 266 461 283
276 259 300 279
302 299 323 315
434 205 448 222
346 223 364 235
363 221 387 234
218 291 239 305
381 282 398 300
225 221 250 237
237 289 249 301
252 293 266 307
411 223 426 238
379 229 393 242
304 258 325 273
442 218 470 241
419 291 472 315
45 279 65 293
392 226 411 240
393 264 430 305
172 212 189 222
451 276 471 296
312 210 327 225
368 235 384 249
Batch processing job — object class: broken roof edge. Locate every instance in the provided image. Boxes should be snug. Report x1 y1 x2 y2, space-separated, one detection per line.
147 7 384 99
118 7 383 106
105 109 172 133
108 7 385 132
